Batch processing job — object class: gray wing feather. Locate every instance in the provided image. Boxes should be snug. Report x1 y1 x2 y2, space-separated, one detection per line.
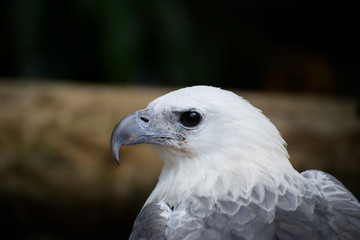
301 170 360 239
166 192 278 240
131 170 360 240
274 170 360 240
129 201 171 240
170 171 360 240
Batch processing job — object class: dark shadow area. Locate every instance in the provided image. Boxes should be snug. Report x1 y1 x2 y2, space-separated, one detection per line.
1 1 358 94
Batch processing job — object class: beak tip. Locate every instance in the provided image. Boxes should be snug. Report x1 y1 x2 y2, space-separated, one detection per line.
115 156 120 165
110 136 122 165
111 143 121 165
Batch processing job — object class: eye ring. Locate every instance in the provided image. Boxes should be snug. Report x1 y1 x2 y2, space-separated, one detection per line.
180 111 202 127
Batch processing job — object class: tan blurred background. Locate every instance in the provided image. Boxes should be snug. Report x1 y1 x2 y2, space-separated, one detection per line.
0 82 359 239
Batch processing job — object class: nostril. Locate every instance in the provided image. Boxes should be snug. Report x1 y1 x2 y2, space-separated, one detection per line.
140 117 149 123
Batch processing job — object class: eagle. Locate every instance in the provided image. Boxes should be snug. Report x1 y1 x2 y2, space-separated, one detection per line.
110 86 360 240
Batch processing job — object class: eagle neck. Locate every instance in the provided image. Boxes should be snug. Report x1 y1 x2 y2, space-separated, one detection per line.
144 149 300 209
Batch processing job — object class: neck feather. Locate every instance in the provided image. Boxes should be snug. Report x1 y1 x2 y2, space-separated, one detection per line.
144 147 298 208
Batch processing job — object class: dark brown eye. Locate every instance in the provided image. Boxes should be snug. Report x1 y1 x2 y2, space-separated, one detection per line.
180 111 202 127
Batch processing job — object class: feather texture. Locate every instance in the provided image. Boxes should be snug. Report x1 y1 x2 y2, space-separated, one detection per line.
113 86 360 239
131 171 360 239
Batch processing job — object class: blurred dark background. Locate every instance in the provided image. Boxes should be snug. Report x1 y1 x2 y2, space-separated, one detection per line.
0 1 359 239
1 0 359 94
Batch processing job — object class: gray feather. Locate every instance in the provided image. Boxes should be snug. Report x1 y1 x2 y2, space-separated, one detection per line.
130 171 360 240
129 201 171 240
130 172 360 240
301 170 360 239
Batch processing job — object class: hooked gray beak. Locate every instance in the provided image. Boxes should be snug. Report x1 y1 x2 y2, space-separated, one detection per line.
110 109 184 165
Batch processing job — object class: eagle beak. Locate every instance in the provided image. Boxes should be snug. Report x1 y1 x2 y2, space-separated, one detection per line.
110 110 183 165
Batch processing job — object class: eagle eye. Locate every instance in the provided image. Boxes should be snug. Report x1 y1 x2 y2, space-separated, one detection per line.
180 111 202 127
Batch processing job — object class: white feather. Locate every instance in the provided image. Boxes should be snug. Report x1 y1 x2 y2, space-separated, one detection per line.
142 86 312 208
